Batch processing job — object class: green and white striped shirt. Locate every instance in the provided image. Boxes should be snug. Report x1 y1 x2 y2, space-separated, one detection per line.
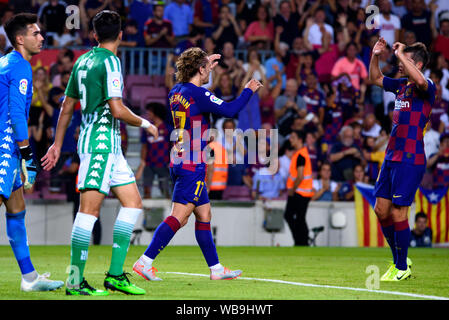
65 47 124 154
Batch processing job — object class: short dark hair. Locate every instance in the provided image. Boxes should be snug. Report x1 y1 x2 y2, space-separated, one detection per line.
291 130 306 142
4 13 38 48
93 10 121 43
145 102 166 120
415 212 428 222
403 42 430 70
430 69 443 82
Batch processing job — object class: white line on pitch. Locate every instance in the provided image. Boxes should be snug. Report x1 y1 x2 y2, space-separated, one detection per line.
163 271 449 301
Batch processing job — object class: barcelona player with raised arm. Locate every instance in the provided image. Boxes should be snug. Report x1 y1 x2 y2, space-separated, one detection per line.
369 37 435 281
133 47 262 281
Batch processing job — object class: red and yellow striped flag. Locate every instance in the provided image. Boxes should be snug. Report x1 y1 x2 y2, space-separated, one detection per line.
415 187 449 243
354 183 387 247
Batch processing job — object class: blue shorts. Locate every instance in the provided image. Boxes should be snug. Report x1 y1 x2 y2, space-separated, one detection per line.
0 152 23 200
170 166 209 207
374 160 425 207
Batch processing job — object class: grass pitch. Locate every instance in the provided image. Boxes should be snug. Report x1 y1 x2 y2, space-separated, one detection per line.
0 246 448 300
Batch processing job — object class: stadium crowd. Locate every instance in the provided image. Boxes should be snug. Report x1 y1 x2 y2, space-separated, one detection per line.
2 0 449 202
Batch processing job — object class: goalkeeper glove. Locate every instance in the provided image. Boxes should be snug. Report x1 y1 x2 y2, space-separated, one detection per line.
20 145 38 190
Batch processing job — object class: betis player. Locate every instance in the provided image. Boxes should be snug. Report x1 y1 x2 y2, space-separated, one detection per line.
369 38 435 281
133 48 262 280
42 11 158 295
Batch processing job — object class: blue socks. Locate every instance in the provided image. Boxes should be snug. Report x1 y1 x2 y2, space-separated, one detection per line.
195 221 219 267
144 216 180 259
6 211 37 280
394 220 410 271
380 217 397 265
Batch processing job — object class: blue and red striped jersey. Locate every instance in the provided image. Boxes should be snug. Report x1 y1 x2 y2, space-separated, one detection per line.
383 77 436 166
168 82 253 171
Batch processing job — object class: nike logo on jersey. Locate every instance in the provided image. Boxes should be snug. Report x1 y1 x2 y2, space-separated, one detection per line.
393 195 402 198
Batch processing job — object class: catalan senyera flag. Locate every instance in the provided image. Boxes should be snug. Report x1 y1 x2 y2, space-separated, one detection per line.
415 186 449 243
354 183 387 247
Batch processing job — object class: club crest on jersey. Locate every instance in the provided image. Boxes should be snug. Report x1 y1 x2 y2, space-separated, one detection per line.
210 95 223 105
19 79 28 95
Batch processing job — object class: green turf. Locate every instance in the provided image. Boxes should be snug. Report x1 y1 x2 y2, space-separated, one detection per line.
0 245 448 300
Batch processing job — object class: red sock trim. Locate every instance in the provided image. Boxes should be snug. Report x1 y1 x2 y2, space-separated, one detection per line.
379 216 394 228
394 219 409 231
195 221 211 231
164 216 181 233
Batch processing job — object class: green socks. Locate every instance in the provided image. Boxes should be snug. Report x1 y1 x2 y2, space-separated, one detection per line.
108 207 142 276
68 212 97 288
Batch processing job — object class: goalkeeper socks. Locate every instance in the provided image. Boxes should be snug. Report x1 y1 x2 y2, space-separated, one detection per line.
144 216 180 259
109 207 142 276
394 219 410 271
68 212 97 287
379 216 397 264
6 211 38 282
195 221 219 267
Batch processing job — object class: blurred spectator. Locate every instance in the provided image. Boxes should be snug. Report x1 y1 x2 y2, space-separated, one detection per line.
258 65 282 127
135 102 170 199
51 50 74 87
361 113 382 138
0 8 13 49
338 164 369 201
144 4 175 48
312 14 350 84
403 30 417 46
312 162 340 201
85 0 113 20
286 37 310 80
53 25 81 47
273 0 300 48
0 33 7 57
203 36 217 55
306 6 334 47
401 0 433 48
121 19 143 47
242 138 269 191
423 118 440 160
242 47 266 82
38 0 67 46
236 0 263 25
221 42 244 83
206 140 228 200
410 212 432 248
331 42 367 102
251 159 284 200
244 5 274 50
30 67 53 162
274 78 306 137
296 51 317 87
212 4 242 52
305 131 321 176
164 0 194 39
376 0 401 46
193 0 221 37
49 48 75 83
222 119 246 186
433 19 449 61
329 125 363 182
265 40 288 90
128 0 153 41
427 133 449 188
298 72 325 123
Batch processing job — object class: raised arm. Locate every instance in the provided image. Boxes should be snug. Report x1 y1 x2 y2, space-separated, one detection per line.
369 37 387 87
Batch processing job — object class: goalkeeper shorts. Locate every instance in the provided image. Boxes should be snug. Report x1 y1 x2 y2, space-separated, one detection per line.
77 152 136 195
0 151 23 200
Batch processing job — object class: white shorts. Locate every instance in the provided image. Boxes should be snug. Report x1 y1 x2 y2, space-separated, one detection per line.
78 152 135 195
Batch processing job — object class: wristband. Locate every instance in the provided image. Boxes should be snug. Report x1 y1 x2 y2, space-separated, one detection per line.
19 145 33 161
140 118 151 129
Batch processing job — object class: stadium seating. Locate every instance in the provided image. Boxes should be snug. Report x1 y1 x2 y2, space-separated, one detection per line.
222 186 252 201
